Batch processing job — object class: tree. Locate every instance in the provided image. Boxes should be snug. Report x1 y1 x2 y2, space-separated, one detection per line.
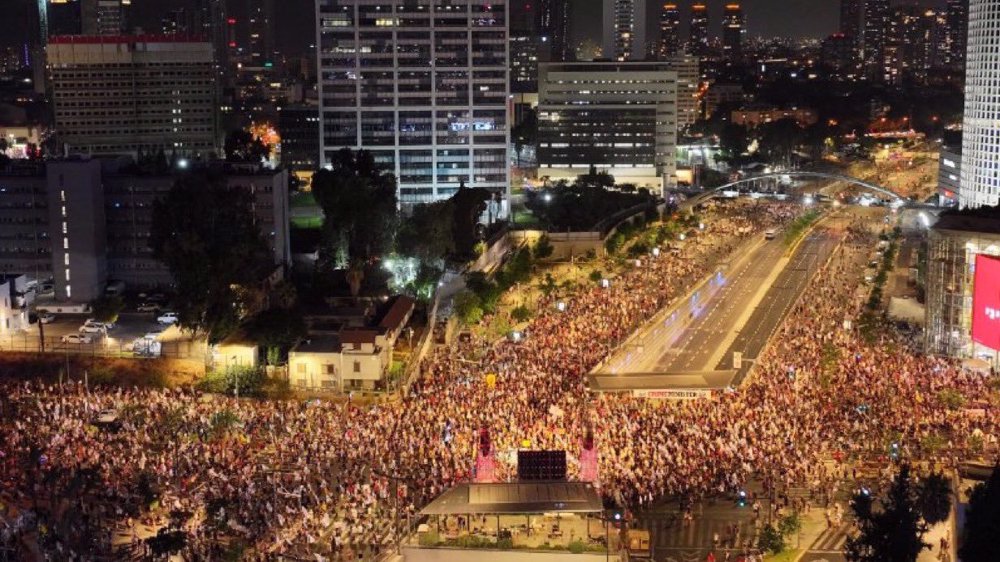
756 118 806 167
397 200 455 263
846 464 930 562
533 234 554 260
916 472 952 526
453 290 483 325
89 295 125 323
450 185 492 258
245 307 306 364
224 129 268 163
149 172 273 342
718 122 750 164
960 465 1000 562
312 149 398 296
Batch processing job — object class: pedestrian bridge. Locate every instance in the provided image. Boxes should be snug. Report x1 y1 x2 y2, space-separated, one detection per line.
683 171 924 207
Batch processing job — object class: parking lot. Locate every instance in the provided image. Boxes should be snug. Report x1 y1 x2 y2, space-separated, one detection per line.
0 312 206 359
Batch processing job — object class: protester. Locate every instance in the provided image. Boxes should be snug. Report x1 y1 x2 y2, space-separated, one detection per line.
1 205 993 561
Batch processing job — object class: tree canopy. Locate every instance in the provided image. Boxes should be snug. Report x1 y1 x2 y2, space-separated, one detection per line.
224 129 269 163
149 171 273 342
313 149 397 265
846 464 930 562
960 465 1000 562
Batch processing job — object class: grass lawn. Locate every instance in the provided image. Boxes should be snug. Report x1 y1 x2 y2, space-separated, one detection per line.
290 191 318 207
764 549 801 562
511 206 543 229
291 216 323 229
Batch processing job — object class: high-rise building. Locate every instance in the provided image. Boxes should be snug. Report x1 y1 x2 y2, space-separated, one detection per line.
689 3 709 56
662 54 699 128
316 0 510 205
840 0 862 40
946 0 969 71
510 0 540 92
47 35 219 156
36 0 49 47
862 0 890 80
960 0 1000 208
537 61 678 193
246 0 275 66
0 159 289 301
722 3 745 57
603 0 647 61
161 8 188 35
539 0 572 62
657 3 682 59
81 0 126 36
191 0 231 85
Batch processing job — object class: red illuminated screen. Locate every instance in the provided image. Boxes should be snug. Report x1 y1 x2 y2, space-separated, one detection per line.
972 254 1000 350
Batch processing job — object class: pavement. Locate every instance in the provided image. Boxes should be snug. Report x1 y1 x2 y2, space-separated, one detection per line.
719 225 843 385
593 214 846 390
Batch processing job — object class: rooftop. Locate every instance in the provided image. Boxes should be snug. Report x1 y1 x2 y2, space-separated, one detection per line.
48 35 210 45
420 482 604 516
933 206 1000 235
378 295 416 331
293 335 342 354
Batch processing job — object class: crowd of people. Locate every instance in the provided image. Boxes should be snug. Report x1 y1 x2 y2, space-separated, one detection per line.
1 203 996 562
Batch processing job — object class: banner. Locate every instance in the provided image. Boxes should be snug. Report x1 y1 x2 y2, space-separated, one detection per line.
972 254 1000 350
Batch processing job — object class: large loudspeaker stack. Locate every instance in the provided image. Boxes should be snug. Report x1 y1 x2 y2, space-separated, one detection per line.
517 450 567 481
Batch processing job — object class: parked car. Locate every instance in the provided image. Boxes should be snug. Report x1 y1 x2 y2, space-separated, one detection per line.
38 312 55 324
157 312 179 325
62 334 93 344
79 322 106 334
86 319 115 331
136 302 161 313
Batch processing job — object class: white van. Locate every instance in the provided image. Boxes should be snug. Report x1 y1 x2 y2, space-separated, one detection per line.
764 229 777 240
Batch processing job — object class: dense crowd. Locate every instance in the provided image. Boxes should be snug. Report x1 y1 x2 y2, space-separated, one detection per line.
1 204 996 562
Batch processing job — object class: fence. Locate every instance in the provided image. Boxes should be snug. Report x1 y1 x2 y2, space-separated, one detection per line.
0 333 207 361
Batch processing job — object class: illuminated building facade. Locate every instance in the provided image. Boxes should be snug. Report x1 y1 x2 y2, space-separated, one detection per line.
316 0 510 204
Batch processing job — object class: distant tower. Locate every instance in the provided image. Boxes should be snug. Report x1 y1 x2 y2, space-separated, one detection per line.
863 0 891 80
960 0 1000 207
722 3 745 56
539 0 572 62
36 0 49 46
658 3 682 58
603 0 647 61
947 0 969 71
840 0 862 41
689 3 709 56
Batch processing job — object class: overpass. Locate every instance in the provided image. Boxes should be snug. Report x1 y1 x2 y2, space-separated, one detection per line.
680 171 917 207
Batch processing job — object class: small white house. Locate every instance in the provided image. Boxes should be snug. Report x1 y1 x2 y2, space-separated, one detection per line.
0 275 30 334
288 295 416 392
288 330 385 391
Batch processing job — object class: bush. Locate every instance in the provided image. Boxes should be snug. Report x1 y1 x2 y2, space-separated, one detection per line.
497 537 514 549
533 234 554 259
454 290 484 325
605 233 625 255
758 524 786 555
589 270 604 283
196 366 265 397
419 530 441 547
511 305 533 323
568 540 586 554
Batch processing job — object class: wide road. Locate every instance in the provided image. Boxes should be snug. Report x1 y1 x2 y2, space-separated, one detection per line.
717 223 844 384
602 236 786 374
601 215 845 380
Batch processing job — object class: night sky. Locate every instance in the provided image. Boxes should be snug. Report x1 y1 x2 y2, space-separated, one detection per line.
0 0 948 59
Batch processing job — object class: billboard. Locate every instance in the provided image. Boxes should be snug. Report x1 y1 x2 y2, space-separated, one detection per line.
972 254 1000 350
